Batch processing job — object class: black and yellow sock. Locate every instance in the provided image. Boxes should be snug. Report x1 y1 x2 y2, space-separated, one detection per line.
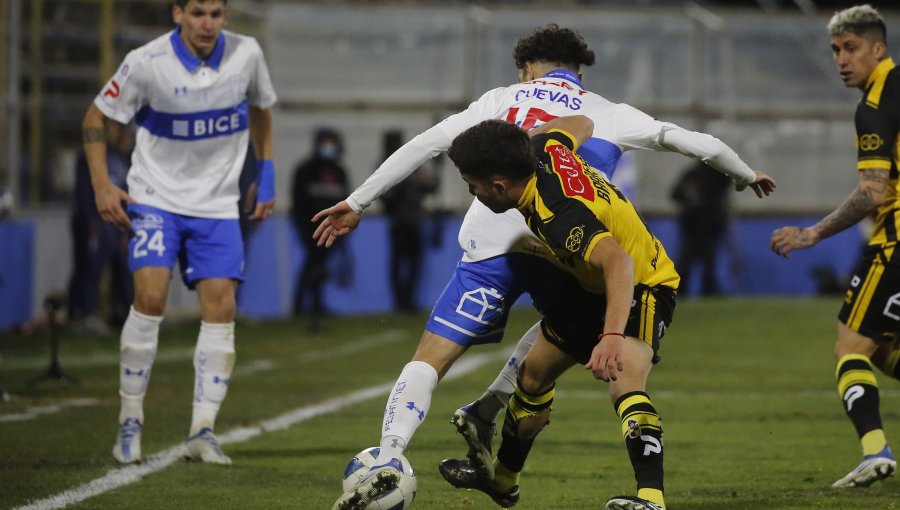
881 349 900 382
615 391 665 508
836 354 887 456
495 382 554 477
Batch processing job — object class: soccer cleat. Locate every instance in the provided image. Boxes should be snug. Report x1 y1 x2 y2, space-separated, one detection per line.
112 417 143 464
183 427 232 465
451 403 497 479
605 495 665 510
438 458 519 508
831 445 896 488
332 459 402 510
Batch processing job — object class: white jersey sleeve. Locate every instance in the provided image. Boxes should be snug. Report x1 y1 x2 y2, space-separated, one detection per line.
346 87 509 213
246 39 277 108
94 50 147 124
613 103 755 185
657 126 756 185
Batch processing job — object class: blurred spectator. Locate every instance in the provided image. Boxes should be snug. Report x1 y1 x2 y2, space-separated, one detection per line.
291 128 350 330
379 130 437 312
670 160 731 296
67 121 134 332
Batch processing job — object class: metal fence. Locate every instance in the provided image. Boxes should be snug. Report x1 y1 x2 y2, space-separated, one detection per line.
266 3 899 215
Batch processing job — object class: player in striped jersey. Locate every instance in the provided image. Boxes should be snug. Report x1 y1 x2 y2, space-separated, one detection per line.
83 0 277 465
325 25 775 510
443 114 678 509
771 4 897 488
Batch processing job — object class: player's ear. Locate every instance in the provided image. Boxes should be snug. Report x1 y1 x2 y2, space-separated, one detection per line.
873 41 887 60
491 178 507 196
172 4 182 25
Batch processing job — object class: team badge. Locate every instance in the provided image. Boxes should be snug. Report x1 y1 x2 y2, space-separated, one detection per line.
565 225 585 252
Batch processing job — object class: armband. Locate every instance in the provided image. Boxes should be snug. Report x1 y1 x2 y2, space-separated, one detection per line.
256 159 275 204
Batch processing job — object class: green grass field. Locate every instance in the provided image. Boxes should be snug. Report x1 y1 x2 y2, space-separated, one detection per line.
1 298 898 509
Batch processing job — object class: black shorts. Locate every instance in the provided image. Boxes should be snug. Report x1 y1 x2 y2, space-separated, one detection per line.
838 244 900 342
539 284 677 365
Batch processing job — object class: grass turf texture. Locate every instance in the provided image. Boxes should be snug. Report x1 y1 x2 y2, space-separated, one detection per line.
0 298 897 509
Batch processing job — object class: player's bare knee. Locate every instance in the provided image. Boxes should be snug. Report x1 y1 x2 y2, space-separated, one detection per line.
516 361 553 395
133 292 166 316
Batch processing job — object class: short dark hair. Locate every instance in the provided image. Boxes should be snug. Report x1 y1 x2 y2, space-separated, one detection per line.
174 0 227 7
448 120 537 181
513 24 596 70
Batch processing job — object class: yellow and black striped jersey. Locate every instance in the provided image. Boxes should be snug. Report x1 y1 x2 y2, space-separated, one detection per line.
856 57 900 247
516 129 680 294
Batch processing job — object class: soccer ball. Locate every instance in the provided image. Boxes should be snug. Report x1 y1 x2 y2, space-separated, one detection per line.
341 447 417 509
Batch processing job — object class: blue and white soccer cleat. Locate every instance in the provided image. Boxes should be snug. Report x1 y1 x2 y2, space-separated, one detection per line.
184 427 232 465
451 402 497 479
605 495 665 510
332 459 402 510
831 445 896 488
112 417 143 464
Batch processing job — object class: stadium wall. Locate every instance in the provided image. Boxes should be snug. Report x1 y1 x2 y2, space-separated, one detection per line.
234 214 861 318
5 209 861 328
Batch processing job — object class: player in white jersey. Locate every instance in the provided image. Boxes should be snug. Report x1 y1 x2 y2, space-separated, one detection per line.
325 25 775 510
82 0 277 465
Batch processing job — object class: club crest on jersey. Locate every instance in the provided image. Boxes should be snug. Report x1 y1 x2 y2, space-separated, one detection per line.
565 225 585 252
548 144 593 201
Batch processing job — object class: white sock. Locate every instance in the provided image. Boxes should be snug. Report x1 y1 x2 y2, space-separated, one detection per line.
119 307 162 424
477 321 539 422
190 321 236 435
375 361 438 465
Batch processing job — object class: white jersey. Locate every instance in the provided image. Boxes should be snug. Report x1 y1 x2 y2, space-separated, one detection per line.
347 70 755 262
94 29 277 219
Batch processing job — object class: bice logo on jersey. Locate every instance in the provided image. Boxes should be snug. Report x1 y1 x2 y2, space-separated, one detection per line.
548 144 593 201
172 112 242 138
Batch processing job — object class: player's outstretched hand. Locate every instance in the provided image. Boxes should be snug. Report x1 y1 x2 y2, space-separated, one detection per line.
770 226 817 258
736 171 776 198
95 183 135 231
312 200 360 248
585 333 625 382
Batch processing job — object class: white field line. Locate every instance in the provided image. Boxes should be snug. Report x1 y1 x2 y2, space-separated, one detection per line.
12 349 509 510
210 329 411 378
0 398 100 424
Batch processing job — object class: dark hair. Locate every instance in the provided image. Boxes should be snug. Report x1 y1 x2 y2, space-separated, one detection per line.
448 120 536 181
174 0 227 7
513 23 596 70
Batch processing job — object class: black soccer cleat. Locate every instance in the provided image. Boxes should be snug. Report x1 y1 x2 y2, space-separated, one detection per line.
438 458 519 508
605 495 665 510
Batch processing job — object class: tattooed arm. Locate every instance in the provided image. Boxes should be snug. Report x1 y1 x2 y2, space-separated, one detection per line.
83 104 134 230
770 168 888 258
